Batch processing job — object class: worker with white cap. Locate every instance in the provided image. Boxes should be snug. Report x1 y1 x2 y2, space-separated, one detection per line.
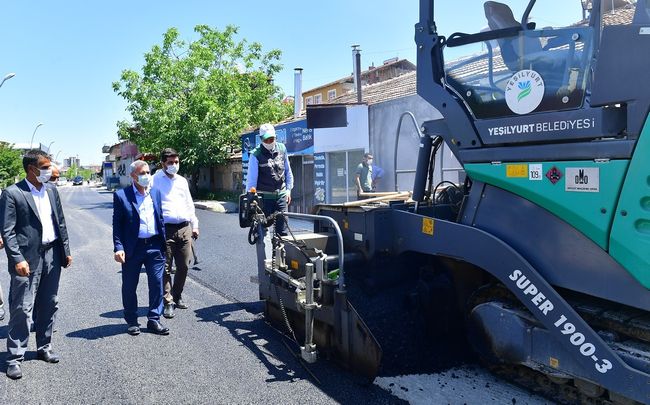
245 123 293 236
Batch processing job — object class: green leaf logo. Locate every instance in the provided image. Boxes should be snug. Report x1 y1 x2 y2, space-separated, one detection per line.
517 81 532 101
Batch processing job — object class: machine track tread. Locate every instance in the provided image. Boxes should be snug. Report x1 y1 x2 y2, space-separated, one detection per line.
468 284 647 405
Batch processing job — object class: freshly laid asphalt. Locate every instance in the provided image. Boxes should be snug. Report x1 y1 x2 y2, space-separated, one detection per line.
0 185 402 404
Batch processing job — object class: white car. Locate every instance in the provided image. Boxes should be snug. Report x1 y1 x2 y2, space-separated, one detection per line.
57 177 68 186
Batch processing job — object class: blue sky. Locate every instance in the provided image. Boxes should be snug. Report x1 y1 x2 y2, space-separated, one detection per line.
0 1 582 166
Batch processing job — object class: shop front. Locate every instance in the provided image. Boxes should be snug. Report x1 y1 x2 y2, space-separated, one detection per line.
241 119 314 213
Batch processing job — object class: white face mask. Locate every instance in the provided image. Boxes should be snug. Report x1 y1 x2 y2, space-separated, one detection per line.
34 167 53 184
262 141 276 151
165 163 179 175
137 174 152 188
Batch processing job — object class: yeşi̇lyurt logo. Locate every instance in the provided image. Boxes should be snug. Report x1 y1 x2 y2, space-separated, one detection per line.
505 70 545 115
517 81 532 101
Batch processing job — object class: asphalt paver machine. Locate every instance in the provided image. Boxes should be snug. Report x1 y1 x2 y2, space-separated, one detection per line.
242 1 650 403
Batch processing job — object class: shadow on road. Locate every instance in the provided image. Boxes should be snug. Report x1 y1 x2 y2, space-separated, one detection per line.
194 301 404 403
66 323 128 340
194 301 399 403
77 202 113 210
195 302 305 384
99 307 148 319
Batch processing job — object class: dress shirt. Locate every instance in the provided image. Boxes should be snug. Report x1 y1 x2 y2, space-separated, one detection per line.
26 180 58 244
152 170 199 230
132 185 158 238
245 146 294 193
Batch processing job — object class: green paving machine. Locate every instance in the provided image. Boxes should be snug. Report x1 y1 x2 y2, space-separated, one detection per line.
242 1 650 403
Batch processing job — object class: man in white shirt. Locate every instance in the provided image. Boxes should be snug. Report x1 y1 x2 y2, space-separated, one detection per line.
0 149 72 379
152 148 199 319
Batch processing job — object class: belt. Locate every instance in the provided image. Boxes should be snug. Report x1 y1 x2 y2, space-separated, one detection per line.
165 221 190 228
258 190 288 200
39 240 58 253
138 235 161 245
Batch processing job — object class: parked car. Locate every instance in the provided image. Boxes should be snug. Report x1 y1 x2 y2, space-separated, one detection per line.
72 176 84 186
58 177 68 186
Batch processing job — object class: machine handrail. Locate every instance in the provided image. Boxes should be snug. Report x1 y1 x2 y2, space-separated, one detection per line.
284 212 346 292
393 111 423 192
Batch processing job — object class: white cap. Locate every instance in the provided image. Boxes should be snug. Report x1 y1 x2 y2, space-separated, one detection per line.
259 123 276 140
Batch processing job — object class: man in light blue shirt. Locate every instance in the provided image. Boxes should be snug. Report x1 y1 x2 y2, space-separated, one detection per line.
112 160 169 336
245 123 293 236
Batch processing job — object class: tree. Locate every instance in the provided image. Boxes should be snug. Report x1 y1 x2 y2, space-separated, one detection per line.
0 143 23 188
113 25 293 189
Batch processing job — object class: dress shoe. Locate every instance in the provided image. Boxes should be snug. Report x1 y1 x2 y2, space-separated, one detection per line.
147 320 169 335
163 303 175 319
6 364 22 380
174 299 188 310
127 325 140 336
37 350 60 363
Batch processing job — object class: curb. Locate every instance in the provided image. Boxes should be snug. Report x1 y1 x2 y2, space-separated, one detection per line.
194 201 238 214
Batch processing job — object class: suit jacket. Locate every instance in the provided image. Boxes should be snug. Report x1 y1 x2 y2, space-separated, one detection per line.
112 185 166 259
0 179 71 273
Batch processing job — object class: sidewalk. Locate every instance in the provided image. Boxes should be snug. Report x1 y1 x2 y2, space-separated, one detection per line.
194 199 238 213
94 184 238 213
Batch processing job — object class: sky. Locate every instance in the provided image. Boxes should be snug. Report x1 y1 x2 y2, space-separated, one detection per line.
0 0 584 166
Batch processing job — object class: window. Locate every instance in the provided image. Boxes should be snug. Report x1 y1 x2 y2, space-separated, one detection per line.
314 93 323 104
305 96 314 105
327 89 336 101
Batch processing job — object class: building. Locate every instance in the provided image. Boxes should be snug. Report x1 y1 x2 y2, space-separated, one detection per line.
101 141 139 188
10 142 52 155
197 149 244 196
301 58 416 106
64 156 81 168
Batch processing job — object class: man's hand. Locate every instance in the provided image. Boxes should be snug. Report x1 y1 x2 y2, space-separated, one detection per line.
0 238 3 249
64 256 73 268
287 194 292 205
192 229 199 239
114 250 126 264
15 261 30 277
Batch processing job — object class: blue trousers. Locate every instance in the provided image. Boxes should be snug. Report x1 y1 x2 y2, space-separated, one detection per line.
7 244 61 366
121 238 165 326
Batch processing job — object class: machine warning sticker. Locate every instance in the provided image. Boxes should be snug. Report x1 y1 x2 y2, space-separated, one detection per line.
422 217 434 236
505 69 545 115
565 168 600 192
546 166 562 185
506 164 528 178
529 164 543 181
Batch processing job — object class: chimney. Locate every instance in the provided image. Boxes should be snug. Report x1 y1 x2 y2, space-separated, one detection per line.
294 67 303 119
352 45 362 103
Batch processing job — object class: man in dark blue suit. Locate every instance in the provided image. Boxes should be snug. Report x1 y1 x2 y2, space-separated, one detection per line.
112 160 169 336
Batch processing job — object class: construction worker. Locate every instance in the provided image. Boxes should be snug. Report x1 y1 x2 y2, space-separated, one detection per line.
355 153 374 198
245 123 293 236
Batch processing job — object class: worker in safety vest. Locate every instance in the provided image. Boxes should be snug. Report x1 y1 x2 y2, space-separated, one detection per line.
245 123 293 236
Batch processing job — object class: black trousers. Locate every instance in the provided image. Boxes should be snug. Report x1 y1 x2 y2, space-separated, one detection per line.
261 195 288 236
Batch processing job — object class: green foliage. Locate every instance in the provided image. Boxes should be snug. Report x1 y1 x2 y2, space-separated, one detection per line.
196 188 240 203
113 25 293 175
0 143 23 188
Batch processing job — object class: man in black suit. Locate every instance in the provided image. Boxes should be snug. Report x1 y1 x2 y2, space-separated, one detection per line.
0 150 72 380
112 160 169 337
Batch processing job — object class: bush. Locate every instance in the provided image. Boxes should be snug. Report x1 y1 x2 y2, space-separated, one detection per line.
196 189 240 202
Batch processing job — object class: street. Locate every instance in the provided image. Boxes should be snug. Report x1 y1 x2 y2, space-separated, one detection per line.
0 185 549 404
